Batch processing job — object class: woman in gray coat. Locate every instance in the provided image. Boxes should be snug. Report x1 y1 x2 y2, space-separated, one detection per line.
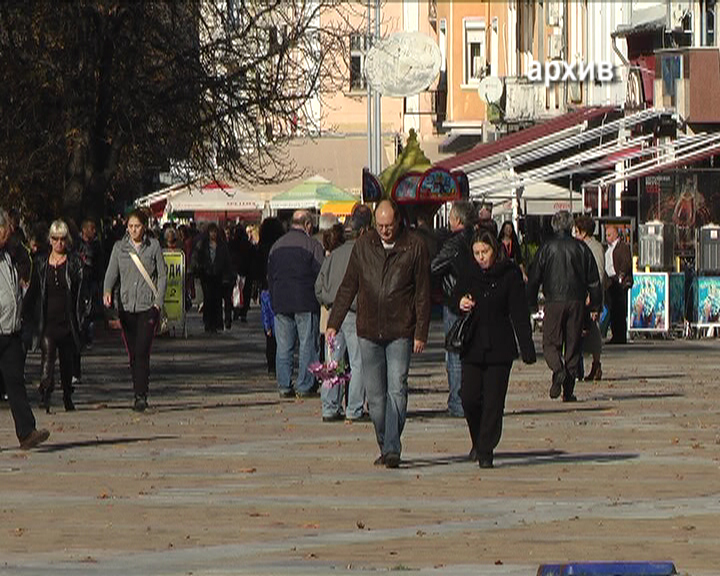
103 209 166 412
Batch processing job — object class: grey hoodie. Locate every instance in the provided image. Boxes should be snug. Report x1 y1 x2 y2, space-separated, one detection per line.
315 240 357 313
0 250 22 334
104 235 167 313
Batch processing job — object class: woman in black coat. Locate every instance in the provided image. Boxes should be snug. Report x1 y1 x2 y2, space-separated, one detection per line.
453 229 536 468
25 219 90 412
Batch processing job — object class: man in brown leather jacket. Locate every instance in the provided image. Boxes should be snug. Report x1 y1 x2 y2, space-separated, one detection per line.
327 200 431 469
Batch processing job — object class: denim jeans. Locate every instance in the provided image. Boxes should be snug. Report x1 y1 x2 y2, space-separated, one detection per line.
321 312 365 418
358 337 412 456
274 312 319 394
443 305 464 417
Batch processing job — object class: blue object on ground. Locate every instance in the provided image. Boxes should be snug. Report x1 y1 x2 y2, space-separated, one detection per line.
537 561 677 576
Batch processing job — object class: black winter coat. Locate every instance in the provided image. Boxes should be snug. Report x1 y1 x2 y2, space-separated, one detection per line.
526 231 602 310
453 256 536 366
430 226 474 306
24 252 91 349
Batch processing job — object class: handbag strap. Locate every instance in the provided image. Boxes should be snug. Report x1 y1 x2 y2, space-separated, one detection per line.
129 251 159 301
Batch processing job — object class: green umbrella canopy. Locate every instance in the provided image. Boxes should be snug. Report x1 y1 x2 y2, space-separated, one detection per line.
270 175 358 210
378 129 433 198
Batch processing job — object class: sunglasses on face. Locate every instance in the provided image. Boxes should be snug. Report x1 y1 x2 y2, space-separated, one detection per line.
50 236 67 242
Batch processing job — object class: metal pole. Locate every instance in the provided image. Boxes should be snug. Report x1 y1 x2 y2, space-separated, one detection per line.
367 0 373 172
374 0 382 174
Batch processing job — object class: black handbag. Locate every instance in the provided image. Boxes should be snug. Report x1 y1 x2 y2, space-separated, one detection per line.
445 310 474 353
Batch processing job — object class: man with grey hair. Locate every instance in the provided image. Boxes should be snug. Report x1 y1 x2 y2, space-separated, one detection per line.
527 210 602 402
431 200 478 418
0 209 50 449
268 209 324 398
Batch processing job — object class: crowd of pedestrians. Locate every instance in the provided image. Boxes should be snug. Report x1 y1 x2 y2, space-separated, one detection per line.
1 200 626 469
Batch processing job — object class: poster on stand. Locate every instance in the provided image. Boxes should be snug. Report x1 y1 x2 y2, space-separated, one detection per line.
628 272 669 332
668 272 685 326
694 276 720 327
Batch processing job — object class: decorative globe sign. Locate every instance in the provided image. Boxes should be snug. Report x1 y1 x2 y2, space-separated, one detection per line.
364 31 442 98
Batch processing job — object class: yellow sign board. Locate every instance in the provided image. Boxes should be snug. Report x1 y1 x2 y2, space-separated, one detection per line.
163 250 185 324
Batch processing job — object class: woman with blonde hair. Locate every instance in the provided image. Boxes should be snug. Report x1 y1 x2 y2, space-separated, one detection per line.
25 219 90 412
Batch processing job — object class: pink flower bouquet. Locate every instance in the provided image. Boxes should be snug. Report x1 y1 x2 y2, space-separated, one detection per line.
308 336 351 389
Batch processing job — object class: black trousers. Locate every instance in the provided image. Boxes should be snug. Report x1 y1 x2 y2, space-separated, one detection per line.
201 276 223 331
607 280 628 343
119 309 157 397
222 283 233 328
0 333 36 440
460 362 512 457
265 333 277 373
542 300 585 398
40 332 76 395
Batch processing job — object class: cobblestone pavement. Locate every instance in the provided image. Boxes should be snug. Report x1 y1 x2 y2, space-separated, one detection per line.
1 310 718 576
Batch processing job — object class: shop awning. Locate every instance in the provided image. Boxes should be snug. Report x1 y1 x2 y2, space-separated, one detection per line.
321 200 359 217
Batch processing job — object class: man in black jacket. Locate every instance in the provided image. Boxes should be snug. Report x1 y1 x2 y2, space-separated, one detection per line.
430 201 477 417
527 211 602 402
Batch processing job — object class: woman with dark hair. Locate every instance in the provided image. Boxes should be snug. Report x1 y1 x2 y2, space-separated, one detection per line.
103 209 167 412
453 229 536 469
192 222 233 333
25 219 90 412
498 220 526 279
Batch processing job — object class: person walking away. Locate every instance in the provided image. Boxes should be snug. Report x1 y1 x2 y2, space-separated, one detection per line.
527 210 602 402
574 216 606 380
0 209 50 449
604 224 633 344
25 220 90 412
430 200 477 418
257 217 285 375
455 229 535 468
103 209 167 412
315 205 373 423
326 200 431 468
267 210 324 398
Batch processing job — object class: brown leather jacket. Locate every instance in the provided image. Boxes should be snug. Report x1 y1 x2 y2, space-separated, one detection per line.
328 228 431 342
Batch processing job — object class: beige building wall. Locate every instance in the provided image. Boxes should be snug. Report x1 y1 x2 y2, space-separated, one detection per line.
437 1 511 127
318 2 440 152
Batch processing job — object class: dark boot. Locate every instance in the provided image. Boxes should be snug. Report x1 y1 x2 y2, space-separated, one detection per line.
38 382 53 414
587 361 602 381
62 385 75 412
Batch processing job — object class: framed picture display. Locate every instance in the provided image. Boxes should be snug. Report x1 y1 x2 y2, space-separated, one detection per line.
628 272 669 332
695 276 720 327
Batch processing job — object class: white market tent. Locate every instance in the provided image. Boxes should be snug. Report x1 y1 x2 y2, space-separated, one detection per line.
165 180 273 213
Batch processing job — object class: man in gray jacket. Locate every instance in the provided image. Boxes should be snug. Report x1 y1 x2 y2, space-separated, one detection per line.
0 209 50 449
315 205 372 422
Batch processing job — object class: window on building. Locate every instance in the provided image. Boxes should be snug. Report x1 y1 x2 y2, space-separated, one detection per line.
707 0 716 46
464 20 486 85
350 34 370 92
661 54 682 107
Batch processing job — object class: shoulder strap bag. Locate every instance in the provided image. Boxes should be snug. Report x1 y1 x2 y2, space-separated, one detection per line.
128 251 168 334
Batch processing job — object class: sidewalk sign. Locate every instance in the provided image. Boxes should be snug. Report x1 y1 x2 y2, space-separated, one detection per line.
163 250 187 338
628 272 669 332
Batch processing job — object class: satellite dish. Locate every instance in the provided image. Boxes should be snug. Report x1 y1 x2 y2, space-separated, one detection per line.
478 76 504 103
364 32 442 98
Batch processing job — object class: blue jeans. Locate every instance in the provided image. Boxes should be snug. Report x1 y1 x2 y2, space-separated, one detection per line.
274 312 319 394
443 305 464 417
321 312 365 418
358 337 412 456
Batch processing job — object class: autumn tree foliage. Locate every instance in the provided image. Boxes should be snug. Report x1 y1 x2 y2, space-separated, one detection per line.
0 1 358 221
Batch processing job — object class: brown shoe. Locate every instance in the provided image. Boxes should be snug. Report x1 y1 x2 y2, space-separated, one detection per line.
19 429 50 450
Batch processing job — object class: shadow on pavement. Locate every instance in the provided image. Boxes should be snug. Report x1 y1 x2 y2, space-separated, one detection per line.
591 392 684 401
35 435 180 453
507 405 613 416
